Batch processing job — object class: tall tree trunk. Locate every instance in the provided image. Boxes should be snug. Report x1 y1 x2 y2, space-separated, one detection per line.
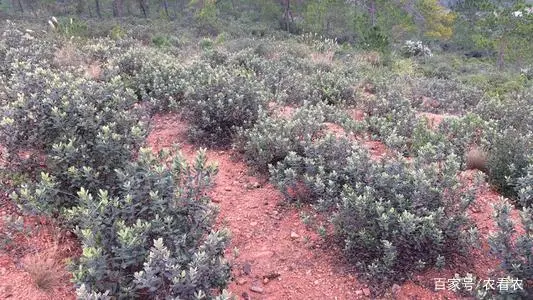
113 0 123 17
370 0 376 27
163 0 170 19
498 38 506 70
139 0 148 18
285 0 290 32
95 0 102 18
16 0 23 15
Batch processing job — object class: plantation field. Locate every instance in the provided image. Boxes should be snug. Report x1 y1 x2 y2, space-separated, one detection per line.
0 2 532 299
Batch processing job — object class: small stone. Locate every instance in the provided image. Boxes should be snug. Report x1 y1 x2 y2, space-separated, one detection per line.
392 284 401 294
250 285 264 294
243 262 252 275
252 182 261 188
288 265 294 271
250 221 258 226
314 280 319 285
355 290 363 296
241 292 251 300
272 210 279 215
362 288 371 297
224 187 232 192
232 181 239 185
290 231 300 240
263 277 269 284
0 267 6 275
236 278 248 285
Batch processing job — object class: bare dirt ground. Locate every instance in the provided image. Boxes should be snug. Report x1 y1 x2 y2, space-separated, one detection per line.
0 197 78 300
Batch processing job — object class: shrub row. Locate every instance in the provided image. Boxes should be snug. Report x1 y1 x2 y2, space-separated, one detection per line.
1 25 231 299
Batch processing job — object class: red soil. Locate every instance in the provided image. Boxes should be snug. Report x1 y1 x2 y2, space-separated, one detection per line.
0 198 78 300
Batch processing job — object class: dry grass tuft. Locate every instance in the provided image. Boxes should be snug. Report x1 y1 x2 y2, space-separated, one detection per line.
23 254 61 292
53 43 83 68
466 147 488 173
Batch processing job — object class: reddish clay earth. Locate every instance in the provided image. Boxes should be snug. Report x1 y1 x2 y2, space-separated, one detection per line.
0 111 522 300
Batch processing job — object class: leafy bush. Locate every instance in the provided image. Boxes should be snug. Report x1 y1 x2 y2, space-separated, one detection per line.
109 47 187 112
1 69 146 212
182 63 268 146
26 149 230 298
486 128 533 200
238 103 339 172
515 158 533 208
334 151 478 283
2 28 232 299
412 78 484 114
401 40 432 57
489 199 533 298
1 23 55 74
364 90 417 153
269 135 372 209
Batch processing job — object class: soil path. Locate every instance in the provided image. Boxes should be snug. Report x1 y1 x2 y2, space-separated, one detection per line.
147 113 364 299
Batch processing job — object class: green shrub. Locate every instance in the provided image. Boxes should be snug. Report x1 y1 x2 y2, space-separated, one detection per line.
110 47 187 112
1 68 146 213
515 158 533 208
334 151 478 283
412 78 484 114
42 149 229 298
488 199 533 298
269 135 372 209
1 23 55 73
182 63 268 146
151 35 171 48
238 103 339 172
486 129 533 200
364 90 417 153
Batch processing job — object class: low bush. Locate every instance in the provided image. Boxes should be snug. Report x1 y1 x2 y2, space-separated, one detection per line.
335 151 478 283
238 103 340 172
22 149 230 299
364 90 417 154
1 68 146 212
269 135 372 209
109 47 187 112
412 78 484 114
489 198 533 298
485 128 533 200
182 63 268 147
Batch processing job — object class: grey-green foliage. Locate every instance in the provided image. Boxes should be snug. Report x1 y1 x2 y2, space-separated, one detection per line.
364 89 417 154
109 47 187 112
335 150 478 283
269 135 371 209
1 23 232 299
238 103 342 173
515 158 533 208
486 128 533 200
412 78 484 114
182 62 268 147
1 67 147 212
489 199 533 298
0 22 55 74
411 113 498 165
61 149 230 299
